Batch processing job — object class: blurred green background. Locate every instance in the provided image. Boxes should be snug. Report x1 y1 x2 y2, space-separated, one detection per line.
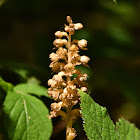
0 0 140 139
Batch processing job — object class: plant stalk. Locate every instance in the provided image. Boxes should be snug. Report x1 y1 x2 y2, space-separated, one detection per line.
66 32 73 140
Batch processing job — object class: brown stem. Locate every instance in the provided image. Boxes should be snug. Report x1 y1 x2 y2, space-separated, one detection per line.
65 29 74 140
67 34 71 64
66 106 73 140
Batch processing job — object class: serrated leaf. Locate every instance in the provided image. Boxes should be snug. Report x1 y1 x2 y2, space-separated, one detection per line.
3 91 52 140
14 83 50 98
116 118 140 140
0 77 13 92
79 89 116 140
79 89 140 140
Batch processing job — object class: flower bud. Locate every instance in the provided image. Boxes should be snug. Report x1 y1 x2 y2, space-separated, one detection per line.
58 71 65 76
69 23 74 28
53 39 67 47
69 44 79 52
48 111 57 119
49 53 59 61
48 79 53 86
69 28 75 35
48 90 59 100
71 53 81 65
78 73 88 81
80 55 90 64
78 39 87 49
62 39 68 45
66 16 72 23
67 128 77 140
50 62 59 72
80 87 87 92
48 79 57 87
55 31 68 38
59 92 67 100
56 47 67 56
64 63 75 76
74 23 83 30
53 74 63 82
64 25 70 32
73 53 80 59
51 102 63 111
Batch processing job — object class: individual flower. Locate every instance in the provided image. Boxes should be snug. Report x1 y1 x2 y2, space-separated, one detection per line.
48 111 57 119
53 74 63 82
74 23 83 30
48 90 59 101
69 28 75 35
55 31 68 38
53 39 67 48
78 39 87 50
80 87 87 92
49 62 66 73
64 63 75 76
56 47 67 61
49 53 59 62
66 16 72 23
77 73 88 82
48 79 57 88
51 101 64 111
64 24 70 32
80 55 90 64
69 44 79 52
71 53 81 65
66 128 77 140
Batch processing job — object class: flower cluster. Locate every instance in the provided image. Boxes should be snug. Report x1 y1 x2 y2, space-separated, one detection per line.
48 16 90 140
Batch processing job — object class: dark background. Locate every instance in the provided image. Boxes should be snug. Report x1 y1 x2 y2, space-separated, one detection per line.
0 0 140 139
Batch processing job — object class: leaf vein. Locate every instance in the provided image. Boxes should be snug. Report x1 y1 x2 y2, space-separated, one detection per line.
12 110 24 140
9 98 21 117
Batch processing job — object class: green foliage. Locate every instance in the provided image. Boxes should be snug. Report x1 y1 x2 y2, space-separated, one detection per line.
116 118 140 140
0 62 49 84
113 0 116 4
79 90 140 140
0 0 6 6
79 89 116 140
0 77 13 92
14 83 50 98
3 91 52 140
0 75 52 140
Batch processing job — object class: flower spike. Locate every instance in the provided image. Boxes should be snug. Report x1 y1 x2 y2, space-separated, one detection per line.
47 16 89 140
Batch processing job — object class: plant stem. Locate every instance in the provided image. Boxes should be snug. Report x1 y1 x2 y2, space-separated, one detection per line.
66 32 73 140
66 106 72 140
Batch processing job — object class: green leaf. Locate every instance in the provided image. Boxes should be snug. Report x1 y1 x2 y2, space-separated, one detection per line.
75 66 92 78
0 77 13 92
27 77 41 85
79 89 116 140
116 118 140 140
14 83 50 98
113 0 116 4
3 91 52 140
79 90 140 140
0 0 6 6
